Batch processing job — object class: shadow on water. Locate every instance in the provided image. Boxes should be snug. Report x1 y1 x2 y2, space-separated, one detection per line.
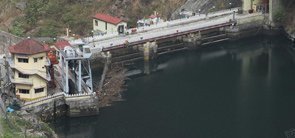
52 34 295 138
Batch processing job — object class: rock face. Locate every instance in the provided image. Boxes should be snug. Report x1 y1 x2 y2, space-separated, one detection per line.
0 30 23 54
171 0 242 19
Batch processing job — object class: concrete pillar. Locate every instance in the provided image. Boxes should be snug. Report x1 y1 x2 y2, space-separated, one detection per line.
143 41 158 62
99 52 111 91
87 60 93 93
144 62 150 75
143 42 150 62
65 60 69 94
61 57 65 92
78 60 82 93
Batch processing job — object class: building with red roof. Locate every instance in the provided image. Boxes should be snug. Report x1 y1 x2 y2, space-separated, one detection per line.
93 13 127 34
9 39 50 55
8 39 51 101
54 40 71 50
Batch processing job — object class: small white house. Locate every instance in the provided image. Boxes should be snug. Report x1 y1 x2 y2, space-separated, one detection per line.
137 11 164 27
93 13 127 35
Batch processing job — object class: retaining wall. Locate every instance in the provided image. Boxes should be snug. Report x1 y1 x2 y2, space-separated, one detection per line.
22 92 99 121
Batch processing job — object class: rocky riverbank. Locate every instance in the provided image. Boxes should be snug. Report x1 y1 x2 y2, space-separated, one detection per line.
0 96 58 138
97 65 127 108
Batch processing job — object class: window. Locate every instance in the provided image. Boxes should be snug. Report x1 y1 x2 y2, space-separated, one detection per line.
19 73 29 79
95 20 98 26
39 57 43 60
34 58 38 62
35 88 44 93
19 89 29 94
18 58 28 63
105 22 107 30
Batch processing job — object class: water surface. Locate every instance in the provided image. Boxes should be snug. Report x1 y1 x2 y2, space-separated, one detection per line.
53 35 295 138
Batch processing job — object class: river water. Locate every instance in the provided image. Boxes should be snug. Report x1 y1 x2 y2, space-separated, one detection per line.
53 35 295 138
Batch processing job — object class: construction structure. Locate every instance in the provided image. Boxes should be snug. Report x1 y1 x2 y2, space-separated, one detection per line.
8 39 51 101
58 43 93 94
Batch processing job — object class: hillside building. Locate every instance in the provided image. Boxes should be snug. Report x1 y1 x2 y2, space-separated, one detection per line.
8 39 51 101
93 13 127 35
242 0 269 13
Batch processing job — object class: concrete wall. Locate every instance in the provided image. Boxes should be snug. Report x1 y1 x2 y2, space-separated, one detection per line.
12 52 49 100
65 94 99 117
22 93 99 121
14 52 48 71
15 75 47 100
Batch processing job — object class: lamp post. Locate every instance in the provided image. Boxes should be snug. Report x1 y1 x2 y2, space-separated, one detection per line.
229 2 232 11
198 9 201 16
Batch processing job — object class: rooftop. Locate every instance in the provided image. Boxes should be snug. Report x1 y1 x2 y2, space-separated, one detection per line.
54 40 71 50
9 39 50 55
93 13 123 25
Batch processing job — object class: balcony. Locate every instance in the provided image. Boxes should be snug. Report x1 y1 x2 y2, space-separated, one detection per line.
10 78 33 85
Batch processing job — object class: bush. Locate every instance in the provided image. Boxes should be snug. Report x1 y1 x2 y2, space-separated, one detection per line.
274 8 285 24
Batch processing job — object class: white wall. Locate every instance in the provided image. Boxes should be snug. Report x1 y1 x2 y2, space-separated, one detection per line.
93 19 127 34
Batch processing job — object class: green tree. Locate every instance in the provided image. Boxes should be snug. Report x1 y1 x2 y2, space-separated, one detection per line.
273 8 285 24
9 18 26 37
25 0 48 25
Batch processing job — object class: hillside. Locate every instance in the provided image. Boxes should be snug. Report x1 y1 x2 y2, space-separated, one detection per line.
0 0 186 37
0 0 293 38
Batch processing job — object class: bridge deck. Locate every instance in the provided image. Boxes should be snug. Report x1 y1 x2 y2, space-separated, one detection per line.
69 8 264 53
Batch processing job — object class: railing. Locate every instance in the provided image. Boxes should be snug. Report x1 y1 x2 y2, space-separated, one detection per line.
64 92 95 98
22 92 96 109
22 92 64 108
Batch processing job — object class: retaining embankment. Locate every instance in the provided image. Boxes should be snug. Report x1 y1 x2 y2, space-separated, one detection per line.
22 92 99 121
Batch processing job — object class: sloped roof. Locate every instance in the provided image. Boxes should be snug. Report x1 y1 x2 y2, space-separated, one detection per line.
93 13 124 25
54 40 71 50
9 39 50 55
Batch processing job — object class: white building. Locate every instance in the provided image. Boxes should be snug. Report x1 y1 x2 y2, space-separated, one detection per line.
93 13 127 35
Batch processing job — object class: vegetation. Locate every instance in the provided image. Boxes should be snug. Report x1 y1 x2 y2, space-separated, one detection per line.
0 113 57 138
273 8 285 24
1 0 186 37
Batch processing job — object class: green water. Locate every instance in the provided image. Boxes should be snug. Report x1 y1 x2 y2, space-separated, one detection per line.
53 35 295 138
